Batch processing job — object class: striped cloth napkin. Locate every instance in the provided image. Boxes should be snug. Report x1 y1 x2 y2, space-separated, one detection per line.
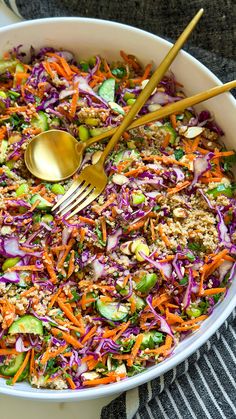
2 2 236 418
101 309 236 419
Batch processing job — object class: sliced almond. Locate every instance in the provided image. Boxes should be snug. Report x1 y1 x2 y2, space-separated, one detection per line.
173 207 188 219
112 174 129 185
183 126 204 139
92 150 102 165
148 104 162 112
120 241 133 255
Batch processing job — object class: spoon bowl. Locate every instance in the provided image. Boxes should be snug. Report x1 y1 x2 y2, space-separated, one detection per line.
24 129 83 181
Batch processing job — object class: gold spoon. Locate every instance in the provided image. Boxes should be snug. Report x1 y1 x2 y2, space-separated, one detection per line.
26 79 236 183
24 8 204 182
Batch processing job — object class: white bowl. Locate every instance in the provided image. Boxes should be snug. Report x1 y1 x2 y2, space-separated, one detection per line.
0 17 235 401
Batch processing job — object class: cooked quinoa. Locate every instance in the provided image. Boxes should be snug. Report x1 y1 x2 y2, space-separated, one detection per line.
0 47 235 390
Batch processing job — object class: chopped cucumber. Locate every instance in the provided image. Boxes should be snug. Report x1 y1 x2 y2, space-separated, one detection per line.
161 122 177 144
78 125 90 141
2 257 20 271
0 353 25 376
31 111 49 132
84 117 99 126
140 331 164 349
207 184 234 198
89 127 109 137
9 315 43 335
136 273 158 294
41 214 53 223
0 59 18 75
30 194 52 210
124 92 135 101
13 62 26 87
0 90 7 99
130 294 145 311
113 149 140 165
51 184 65 195
0 139 8 163
16 183 29 197
98 78 115 102
132 192 145 205
50 116 60 127
186 306 202 318
127 98 136 106
97 299 129 321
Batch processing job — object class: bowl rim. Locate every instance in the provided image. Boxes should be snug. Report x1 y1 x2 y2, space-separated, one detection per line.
0 16 235 401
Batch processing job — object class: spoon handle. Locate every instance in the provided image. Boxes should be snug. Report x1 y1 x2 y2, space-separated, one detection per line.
97 8 204 164
84 80 236 148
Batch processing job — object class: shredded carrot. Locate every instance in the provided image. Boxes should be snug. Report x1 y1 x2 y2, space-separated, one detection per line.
124 167 147 177
51 328 83 349
69 82 79 117
92 193 116 214
191 135 201 152
167 181 191 195
43 251 58 283
173 324 200 332
127 219 146 232
141 63 152 81
12 350 31 385
29 199 41 212
57 299 82 328
79 216 96 226
223 255 235 262
79 227 86 243
170 114 177 129
158 224 171 247
48 288 62 309
30 348 35 375
41 344 68 365
201 287 226 296
199 249 228 295
83 373 124 387
20 287 36 297
57 238 75 269
130 297 137 314
66 375 76 389
0 348 19 355
68 250 75 278
8 265 41 272
120 50 140 71
162 132 171 148
81 326 97 344
101 217 107 243
43 61 55 79
127 334 144 367
152 293 170 308
214 151 235 158
166 309 184 324
113 321 131 341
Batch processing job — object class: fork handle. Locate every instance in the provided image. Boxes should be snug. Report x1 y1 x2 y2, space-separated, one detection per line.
98 8 204 164
84 80 236 149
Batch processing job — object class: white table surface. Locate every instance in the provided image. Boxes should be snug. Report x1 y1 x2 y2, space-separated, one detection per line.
0 3 119 417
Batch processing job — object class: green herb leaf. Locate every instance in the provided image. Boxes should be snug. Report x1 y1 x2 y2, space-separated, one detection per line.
174 148 184 161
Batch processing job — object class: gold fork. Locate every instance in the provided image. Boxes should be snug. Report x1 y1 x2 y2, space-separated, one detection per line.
52 9 204 219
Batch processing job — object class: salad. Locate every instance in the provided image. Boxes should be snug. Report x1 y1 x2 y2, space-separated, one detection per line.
0 46 235 390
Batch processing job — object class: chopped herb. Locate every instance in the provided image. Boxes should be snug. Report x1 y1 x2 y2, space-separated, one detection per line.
188 242 204 252
174 148 184 161
179 276 188 285
111 67 126 78
186 252 195 262
95 225 106 246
